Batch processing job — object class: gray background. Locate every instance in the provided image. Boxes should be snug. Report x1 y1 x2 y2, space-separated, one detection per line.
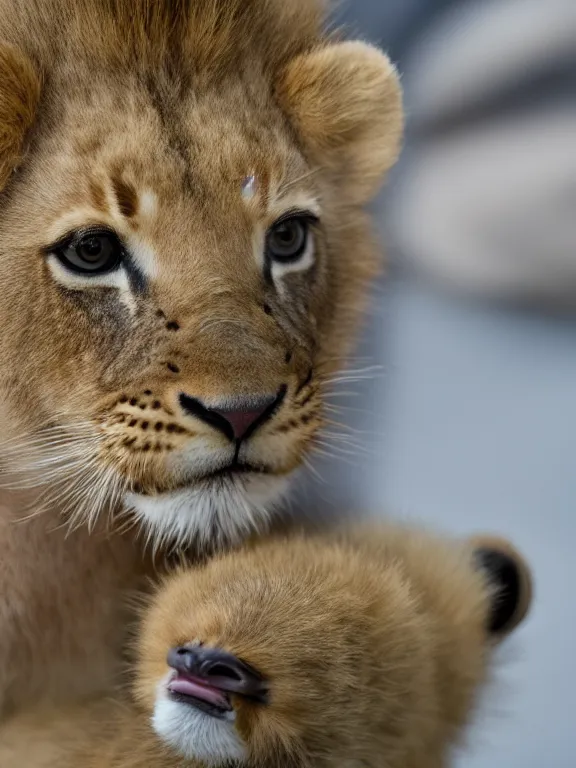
300 2 576 766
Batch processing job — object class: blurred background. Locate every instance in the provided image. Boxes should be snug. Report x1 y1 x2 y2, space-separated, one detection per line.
298 1 576 766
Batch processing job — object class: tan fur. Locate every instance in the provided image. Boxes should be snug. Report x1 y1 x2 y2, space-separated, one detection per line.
0 0 403 716
0 524 532 767
0 43 39 188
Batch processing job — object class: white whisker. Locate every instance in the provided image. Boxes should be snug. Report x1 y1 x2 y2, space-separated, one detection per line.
278 166 321 195
302 456 326 485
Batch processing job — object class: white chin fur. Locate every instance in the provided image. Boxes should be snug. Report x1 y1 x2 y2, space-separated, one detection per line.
124 473 290 549
153 695 245 765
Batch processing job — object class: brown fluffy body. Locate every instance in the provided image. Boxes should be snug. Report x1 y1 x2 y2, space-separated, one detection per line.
0 524 532 768
0 0 403 716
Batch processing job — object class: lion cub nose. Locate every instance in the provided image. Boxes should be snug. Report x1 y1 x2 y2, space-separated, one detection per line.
178 390 284 441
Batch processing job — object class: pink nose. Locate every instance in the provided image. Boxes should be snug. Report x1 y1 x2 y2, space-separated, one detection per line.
212 404 273 441
179 392 283 441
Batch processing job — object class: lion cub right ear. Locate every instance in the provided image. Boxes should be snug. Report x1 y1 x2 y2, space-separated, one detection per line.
0 44 40 191
277 41 403 205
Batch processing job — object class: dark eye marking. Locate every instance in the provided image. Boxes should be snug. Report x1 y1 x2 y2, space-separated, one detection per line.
111 176 138 219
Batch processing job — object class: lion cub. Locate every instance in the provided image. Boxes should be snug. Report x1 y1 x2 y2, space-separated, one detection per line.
0 524 531 768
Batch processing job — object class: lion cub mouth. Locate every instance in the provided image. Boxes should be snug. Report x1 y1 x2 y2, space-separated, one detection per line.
168 674 234 720
166 645 268 720
131 461 271 497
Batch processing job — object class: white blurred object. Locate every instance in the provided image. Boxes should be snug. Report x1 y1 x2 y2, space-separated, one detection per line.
388 0 576 304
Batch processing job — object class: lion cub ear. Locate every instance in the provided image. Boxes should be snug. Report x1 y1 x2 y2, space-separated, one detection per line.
0 44 40 191
470 535 533 639
277 41 403 204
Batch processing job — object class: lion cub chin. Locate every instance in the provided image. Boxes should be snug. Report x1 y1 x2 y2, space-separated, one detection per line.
0 524 531 768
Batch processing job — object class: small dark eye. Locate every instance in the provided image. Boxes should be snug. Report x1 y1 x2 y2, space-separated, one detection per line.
57 231 123 274
266 217 310 263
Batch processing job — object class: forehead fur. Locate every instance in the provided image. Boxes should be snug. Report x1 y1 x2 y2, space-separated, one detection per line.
0 0 326 77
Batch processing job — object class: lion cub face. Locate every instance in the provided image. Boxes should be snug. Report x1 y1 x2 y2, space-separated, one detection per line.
134 529 532 767
0 0 403 548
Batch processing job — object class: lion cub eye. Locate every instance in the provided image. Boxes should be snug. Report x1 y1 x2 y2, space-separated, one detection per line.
56 230 124 274
266 214 315 264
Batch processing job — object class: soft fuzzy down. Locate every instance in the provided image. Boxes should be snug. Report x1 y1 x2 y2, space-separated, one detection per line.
0 523 532 768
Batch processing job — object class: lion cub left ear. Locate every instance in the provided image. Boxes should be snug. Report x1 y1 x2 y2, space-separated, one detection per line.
277 41 403 204
0 44 41 192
